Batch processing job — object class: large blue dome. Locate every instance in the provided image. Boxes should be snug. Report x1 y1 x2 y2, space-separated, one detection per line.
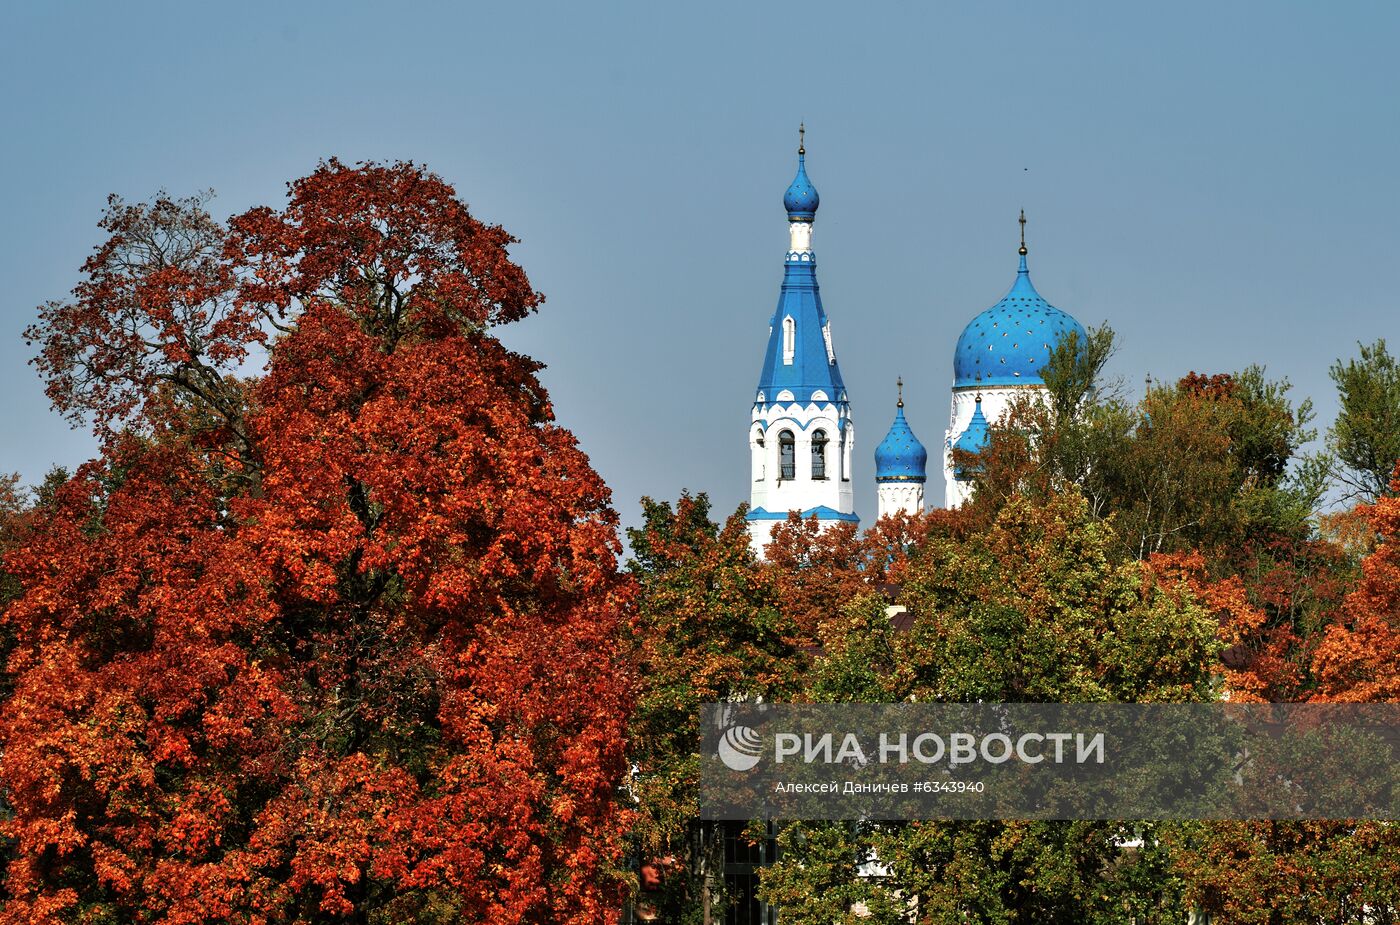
783 151 819 220
874 403 927 483
953 254 1085 389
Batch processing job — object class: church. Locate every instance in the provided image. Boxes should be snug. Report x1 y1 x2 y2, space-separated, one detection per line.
744 132 1087 553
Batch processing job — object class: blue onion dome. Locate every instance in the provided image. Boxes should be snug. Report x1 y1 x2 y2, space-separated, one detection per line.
952 222 1085 389
875 385 928 483
783 127 819 221
952 394 991 481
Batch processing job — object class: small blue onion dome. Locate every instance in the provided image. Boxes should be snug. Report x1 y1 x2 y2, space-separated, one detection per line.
783 135 819 221
875 393 928 483
952 394 991 482
952 252 1086 389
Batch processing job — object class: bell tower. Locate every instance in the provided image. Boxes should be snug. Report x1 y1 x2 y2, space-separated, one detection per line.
746 127 857 555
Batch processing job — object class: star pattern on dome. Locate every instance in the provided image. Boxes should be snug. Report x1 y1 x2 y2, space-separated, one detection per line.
952 255 1085 388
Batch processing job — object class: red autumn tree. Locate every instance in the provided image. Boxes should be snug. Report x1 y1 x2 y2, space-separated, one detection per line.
1311 462 1400 701
3 161 632 923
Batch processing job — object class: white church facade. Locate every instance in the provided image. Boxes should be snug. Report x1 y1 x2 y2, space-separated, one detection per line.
745 135 1086 554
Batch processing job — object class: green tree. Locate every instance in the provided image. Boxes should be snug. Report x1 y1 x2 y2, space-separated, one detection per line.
624 494 806 923
895 490 1220 704
962 338 1341 704
964 325 1324 563
1329 338 1400 502
760 491 1221 924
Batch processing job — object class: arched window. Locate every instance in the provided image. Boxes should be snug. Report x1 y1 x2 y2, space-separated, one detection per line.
779 430 796 481
752 430 765 481
782 317 796 365
811 429 828 480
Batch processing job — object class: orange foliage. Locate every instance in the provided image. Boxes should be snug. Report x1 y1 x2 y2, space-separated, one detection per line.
3 162 632 923
761 507 972 639
1142 551 1283 701
1312 464 1400 702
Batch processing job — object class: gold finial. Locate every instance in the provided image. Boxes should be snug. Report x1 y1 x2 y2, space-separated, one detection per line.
798 122 805 156
975 392 983 404
1018 209 1028 256
896 376 904 408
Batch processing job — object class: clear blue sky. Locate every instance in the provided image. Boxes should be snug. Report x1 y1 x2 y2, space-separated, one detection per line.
3 2 1397 528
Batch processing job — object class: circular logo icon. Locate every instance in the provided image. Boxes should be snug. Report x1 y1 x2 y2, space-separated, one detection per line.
718 724 764 771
